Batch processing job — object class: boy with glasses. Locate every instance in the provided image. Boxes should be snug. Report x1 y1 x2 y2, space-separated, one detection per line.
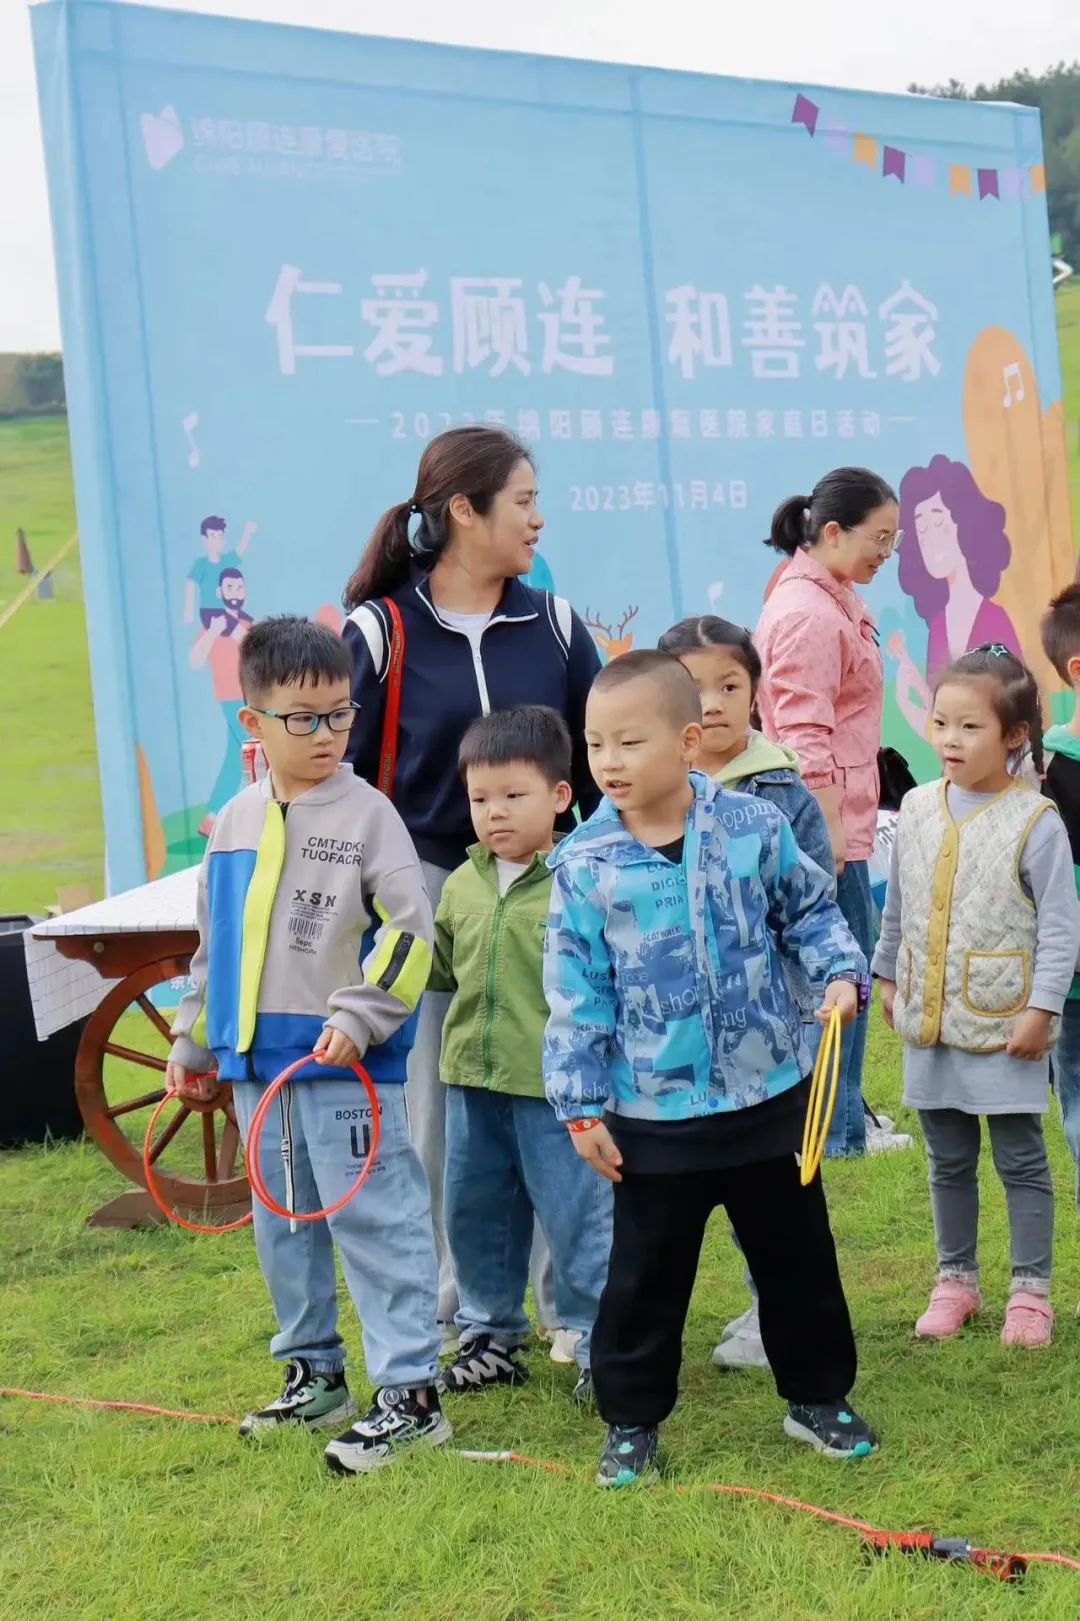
169 615 449 1474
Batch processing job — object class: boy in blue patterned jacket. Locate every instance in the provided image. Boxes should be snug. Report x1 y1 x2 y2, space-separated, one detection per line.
543 652 879 1486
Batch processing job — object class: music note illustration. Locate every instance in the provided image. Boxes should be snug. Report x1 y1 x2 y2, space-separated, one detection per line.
182 411 201 468
1002 362 1025 409
707 580 724 612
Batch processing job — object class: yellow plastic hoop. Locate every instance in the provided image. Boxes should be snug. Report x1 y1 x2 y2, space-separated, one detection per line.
800 1006 843 1186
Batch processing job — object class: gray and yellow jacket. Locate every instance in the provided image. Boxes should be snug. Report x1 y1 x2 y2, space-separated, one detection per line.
170 768 433 1085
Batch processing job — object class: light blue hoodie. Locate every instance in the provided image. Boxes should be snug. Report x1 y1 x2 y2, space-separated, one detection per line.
543 772 864 1124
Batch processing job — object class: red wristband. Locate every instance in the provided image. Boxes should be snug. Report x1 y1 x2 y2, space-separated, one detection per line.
566 1116 602 1134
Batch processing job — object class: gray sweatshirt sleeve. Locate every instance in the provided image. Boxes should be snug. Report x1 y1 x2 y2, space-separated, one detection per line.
324 803 435 1056
1022 809 1080 1015
870 830 903 982
169 853 215 1073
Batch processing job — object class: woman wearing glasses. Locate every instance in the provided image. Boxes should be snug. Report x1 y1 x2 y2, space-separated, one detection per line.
340 425 601 1348
755 467 904 1158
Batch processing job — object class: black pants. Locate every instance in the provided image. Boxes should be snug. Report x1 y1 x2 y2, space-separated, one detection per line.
591 1154 857 1427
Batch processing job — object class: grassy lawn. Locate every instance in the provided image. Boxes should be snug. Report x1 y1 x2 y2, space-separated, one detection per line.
6 1025 1080 1619
0 415 100 915
1 295 1080 1618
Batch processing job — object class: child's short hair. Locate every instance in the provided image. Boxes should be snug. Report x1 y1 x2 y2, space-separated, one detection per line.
934 644 1045 774
458 705 571 786
590 650 702 727
200 515 226 536
1041 585 1080 685
239 615 350 703
657 616 762 693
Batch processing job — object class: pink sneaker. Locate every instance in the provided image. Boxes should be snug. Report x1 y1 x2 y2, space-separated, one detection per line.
1001 1291 1053 1348
915 1278 981 1339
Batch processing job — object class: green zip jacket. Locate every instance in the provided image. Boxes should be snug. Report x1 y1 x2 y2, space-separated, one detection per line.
429 845 552 1096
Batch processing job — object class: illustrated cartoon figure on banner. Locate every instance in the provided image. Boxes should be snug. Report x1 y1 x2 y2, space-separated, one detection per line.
584 604 638 661
184 514 257 626
189 565 254 835
888 455 1021 739
962 325 1076 713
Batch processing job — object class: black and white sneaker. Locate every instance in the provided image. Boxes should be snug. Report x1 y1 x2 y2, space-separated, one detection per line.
784 1401 879 1459
437 1334 529 1394
324 1386 453 1475
597 1423 660 1487
238 1358 358 1438
571 1368 594 1407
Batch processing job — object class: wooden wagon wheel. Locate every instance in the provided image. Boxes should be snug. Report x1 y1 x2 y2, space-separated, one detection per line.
75 955 249 1218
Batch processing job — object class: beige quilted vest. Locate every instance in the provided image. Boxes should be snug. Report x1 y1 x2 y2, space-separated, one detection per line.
891 780 1058 1052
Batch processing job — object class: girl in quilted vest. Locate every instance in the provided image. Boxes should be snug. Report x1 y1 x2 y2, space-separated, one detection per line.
873 646 1080 1347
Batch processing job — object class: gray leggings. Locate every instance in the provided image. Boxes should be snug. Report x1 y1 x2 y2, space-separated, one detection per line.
919 1109 1053 1289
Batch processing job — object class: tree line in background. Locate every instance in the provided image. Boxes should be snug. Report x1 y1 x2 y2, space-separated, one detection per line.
910 61 1080 264
0 354 65 417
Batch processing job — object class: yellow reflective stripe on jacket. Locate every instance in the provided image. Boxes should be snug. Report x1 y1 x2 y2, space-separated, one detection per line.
238 802 286 1052
367 925 432 1012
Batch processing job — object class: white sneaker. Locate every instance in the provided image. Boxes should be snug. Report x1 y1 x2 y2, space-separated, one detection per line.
718 1304 756 1343
712 1305 771 1370
549 1328 582 1365
866 1123 914 1154
869 1113 895 1133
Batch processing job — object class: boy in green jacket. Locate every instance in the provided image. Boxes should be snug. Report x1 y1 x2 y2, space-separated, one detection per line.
431 706 613 1402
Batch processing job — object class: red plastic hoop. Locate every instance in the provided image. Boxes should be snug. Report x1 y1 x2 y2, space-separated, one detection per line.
245 1055 381 1223
141 1056 380 1232
141 1084 254 1234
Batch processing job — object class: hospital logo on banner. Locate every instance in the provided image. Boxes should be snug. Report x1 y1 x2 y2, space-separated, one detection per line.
138 105 404 184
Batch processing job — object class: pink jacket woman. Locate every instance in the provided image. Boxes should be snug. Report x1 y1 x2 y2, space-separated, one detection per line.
755 548 882 863
754 467 902 1158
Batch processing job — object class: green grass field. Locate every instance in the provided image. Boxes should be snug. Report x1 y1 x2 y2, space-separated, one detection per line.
1 295 1080 1619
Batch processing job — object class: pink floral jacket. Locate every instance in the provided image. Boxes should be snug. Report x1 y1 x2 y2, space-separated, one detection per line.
754 551 882 862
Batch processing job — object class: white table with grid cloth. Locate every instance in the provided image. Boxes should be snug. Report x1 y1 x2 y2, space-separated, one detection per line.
24 865 200 1041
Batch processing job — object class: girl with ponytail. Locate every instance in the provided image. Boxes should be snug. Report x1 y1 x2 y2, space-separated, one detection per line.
340 425 601 1343
755 467 902 1158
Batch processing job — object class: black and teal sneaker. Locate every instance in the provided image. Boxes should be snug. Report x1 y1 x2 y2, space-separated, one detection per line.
324 1386 453 1475
437 1334 530 1394
783 1402 879 1459
597 1423 659 1487
238 1358 358 1438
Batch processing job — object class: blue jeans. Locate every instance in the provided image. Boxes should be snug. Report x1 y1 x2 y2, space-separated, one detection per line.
407 863 557 1330
444 1086 613 1368
232 1079 441 1389
824 859 872 1158
1052 1000 1080 1210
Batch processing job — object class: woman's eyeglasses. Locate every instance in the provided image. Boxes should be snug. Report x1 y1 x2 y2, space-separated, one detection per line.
849 526 904 557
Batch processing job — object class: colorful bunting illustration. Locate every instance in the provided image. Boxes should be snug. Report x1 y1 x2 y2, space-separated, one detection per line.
789 91 1045 203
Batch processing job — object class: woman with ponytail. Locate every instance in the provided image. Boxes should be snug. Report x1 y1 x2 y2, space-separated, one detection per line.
342 425 601 1343
755 467 904 1158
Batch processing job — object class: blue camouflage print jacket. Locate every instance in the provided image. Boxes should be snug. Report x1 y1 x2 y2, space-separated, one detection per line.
542 771 865 1123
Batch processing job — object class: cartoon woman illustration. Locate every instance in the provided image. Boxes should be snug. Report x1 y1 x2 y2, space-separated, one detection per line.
889 454 1022 738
